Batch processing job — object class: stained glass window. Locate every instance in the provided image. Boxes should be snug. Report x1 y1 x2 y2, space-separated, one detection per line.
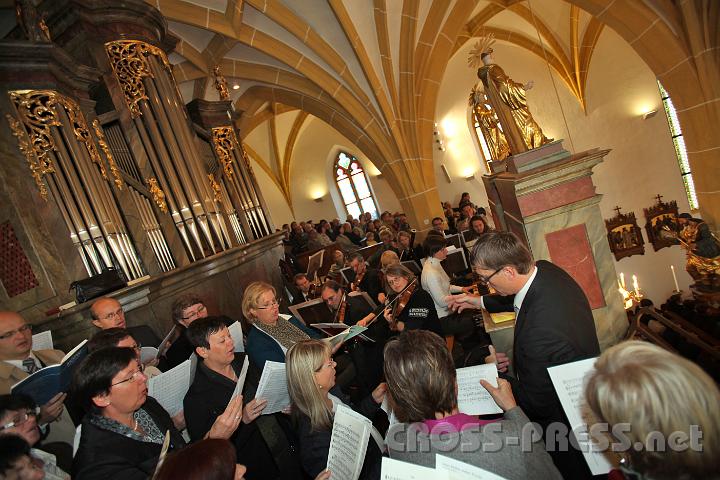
658 81 698 210
334 151 379 219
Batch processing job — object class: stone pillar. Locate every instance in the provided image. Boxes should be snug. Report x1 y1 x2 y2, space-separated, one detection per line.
483 141 627 349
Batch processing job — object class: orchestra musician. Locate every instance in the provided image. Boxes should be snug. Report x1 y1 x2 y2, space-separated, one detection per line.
347 253 383 303
382 264 444 337
291 273 319 305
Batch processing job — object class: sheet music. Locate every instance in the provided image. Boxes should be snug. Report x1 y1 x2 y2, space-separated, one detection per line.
230 356 250 402
327 404 372 480
548 357 616 475
435 455 508 480
31 331 53 351
255 361 290 414
380 457 447 480
228 321 244 352
456 364 502 416
147 358 192 416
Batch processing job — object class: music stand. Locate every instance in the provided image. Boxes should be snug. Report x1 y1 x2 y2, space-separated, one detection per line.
461 230 475 245
348 290 378 310
441 248 468 276
289 298 332 325
444 233 462 249
401 260 421 276
339 267 355 286
306 249 324 282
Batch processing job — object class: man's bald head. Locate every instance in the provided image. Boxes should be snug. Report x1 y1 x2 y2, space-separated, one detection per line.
0 311 33 360
90 297 126 330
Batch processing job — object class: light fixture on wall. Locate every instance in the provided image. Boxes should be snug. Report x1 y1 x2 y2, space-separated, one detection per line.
440 164 452 183
465 174 475 181
313 196 324 203
642 109 658 120
232 84 240 90
433 122 446 151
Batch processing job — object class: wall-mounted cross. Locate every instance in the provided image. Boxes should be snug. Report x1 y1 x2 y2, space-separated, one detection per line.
613 206 622 216
654 194 664 204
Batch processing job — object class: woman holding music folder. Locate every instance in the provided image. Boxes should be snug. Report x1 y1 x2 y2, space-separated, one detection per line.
384 330 561 480
286 339 386 480
184 316 301 480
71 347 243 479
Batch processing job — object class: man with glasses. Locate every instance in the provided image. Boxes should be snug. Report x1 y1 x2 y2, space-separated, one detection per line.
90 297 161 351
447 232 600 479
0 311 75 449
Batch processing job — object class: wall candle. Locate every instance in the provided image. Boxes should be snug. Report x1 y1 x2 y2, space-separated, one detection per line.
671 265 679 292
632 275 639 294
620 272 625 289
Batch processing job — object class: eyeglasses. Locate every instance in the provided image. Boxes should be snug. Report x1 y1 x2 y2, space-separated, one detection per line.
111 365 146 387
0 324 32 341
314 360 336 372
0 409 38 430
386 277 406 286
256 300 279 310
182 304 207 320
476 267 505 286
100 308 124 322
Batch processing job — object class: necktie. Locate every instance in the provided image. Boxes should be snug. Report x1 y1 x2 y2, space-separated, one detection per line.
22 358 39 374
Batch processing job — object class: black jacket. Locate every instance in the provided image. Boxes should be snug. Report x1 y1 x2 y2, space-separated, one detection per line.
72 397 185 480
294 387 383 480
126 325 161 348
183 353 300 480
393 287 443 336
483 260 600 426
357 268 383 304
164 316 234 370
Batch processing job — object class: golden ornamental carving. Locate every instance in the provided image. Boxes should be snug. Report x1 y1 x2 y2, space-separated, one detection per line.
212 65 230 101
92 119 124 190
146 177 168 214
211 126 238 178
208 173 222 202
5 113 53 200
104 40 171 118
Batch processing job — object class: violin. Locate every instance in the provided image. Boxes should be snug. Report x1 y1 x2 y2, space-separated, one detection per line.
332 292 348 324
351 269 365 292
365 277 417 329
388 278 418 330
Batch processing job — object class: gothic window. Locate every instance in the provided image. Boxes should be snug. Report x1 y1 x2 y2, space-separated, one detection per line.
334 152 378 219
658 82 698 210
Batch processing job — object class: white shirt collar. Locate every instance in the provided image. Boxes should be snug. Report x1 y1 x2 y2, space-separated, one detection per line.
4 352 39 370
513 265 538 314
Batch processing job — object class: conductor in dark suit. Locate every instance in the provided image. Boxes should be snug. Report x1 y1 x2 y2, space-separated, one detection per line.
447 232 600 479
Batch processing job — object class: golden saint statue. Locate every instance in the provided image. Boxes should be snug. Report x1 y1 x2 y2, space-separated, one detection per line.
676 213 720 288
469 85 510 162
468 35 551 155
212 65 230 101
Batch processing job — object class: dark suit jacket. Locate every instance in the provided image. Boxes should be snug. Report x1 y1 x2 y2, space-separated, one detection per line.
126 325 161 348
483 260 600 426
72 397 185 480
358 267 383 303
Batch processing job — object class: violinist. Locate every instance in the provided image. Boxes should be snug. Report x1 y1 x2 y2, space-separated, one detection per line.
291 273 318 305
382 264 443 337
348 253 383 303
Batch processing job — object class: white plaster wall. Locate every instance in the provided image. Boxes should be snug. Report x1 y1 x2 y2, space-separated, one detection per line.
436 26 693 306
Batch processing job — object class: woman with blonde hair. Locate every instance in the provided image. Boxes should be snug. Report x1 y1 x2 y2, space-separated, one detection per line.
242 281 320 369
585 341 720 480
286 340 385 479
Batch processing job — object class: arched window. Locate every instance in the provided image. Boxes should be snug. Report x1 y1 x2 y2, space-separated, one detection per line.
334 151 379 219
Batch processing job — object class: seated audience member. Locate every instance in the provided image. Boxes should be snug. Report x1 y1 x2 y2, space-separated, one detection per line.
289 223 308 254
458 192 472 210
365 231 377 246
460 202 476 221
291 273 318 305
90 297 161 348
0 434 44 480
0 312 73 447
367 228 399 269
455 218 469 233
380 211 396 232
382 265 443 336
243 282 321 369
394 212 411 232
384 330 561 480
585 341 720 480
166 294 233 370
305 229 325 251
155 439 246 480
326 249 347 280
0 394 69 479
464 214 491 242
431 216 451 235
348 252 384 302
184 317 298 480
316 222 333 246
72 347 241 479
397 230 422 265
334 223 358 253
286 340 385 479
87 328 162 377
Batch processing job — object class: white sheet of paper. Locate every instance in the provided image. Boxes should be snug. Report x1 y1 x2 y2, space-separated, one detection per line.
380 397 399 427
228 321 244 352
230 356 250 401
31 331 53 351
435 455 508 480
255 361 290 414
327 404 372 480
147 358 192 416
548 357 617 475
380 457 447 480
456 364 502 416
